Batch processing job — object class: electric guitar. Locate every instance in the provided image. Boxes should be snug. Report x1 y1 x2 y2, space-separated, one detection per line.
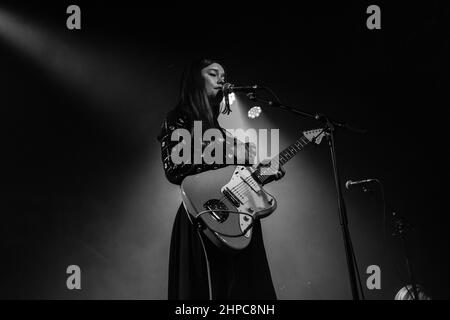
180 128 327 251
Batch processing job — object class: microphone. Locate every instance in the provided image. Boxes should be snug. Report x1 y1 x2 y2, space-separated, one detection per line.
222 83 260 94
345 179 376 190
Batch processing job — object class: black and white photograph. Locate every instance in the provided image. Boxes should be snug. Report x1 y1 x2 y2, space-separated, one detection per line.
1 0 449 308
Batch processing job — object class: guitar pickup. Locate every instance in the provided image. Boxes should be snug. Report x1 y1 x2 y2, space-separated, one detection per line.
222 187 242 207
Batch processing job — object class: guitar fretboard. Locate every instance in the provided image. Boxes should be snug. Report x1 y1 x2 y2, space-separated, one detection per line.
253 135 311 184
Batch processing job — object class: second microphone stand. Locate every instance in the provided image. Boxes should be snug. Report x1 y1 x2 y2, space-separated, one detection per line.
392 212 420 300
248 92 366 300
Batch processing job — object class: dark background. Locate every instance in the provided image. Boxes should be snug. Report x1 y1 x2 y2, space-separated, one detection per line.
1 1 449 299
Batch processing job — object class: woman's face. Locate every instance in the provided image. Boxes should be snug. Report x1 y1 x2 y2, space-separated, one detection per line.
201 63 226 101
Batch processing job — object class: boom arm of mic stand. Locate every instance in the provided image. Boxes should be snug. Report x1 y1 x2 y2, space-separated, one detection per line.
314 113 367 135
247 93 367 134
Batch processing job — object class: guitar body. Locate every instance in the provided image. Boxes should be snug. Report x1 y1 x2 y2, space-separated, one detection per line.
181 165 277 251
180 128 326 251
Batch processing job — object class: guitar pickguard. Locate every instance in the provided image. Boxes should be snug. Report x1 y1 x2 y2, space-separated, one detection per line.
221 166 271 237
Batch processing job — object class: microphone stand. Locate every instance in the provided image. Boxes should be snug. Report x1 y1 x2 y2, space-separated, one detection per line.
392 212 420 300
248 93 366 300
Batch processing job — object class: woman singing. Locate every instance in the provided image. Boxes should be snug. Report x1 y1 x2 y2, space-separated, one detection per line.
157 58 285 299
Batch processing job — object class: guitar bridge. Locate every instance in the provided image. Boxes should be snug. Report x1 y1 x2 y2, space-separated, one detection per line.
203 199 229 223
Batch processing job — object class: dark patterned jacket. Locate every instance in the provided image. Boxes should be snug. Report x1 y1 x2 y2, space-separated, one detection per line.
157 109 245 185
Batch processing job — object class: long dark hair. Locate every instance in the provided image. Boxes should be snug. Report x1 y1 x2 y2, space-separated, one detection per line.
175 58 228 130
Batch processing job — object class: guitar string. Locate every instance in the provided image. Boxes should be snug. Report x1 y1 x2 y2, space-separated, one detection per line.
219 134 311 199
201 135 314 216
196 166 291 236
196 133 315 203
199 153 296 235
214 137 310 204
226 137 310 196
217 156 285 202
213 142 305 206
194 186 278 237
195 134 323 236
229 135 310 193
212 172 269 209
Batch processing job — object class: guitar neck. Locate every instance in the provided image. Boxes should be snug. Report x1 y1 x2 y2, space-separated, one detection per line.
278 135 312 167
254 134 312 183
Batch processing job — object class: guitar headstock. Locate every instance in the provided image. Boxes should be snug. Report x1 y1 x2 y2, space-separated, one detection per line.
303 128 327 145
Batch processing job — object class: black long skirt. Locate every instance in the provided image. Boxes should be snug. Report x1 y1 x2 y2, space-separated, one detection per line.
168 204 277 300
